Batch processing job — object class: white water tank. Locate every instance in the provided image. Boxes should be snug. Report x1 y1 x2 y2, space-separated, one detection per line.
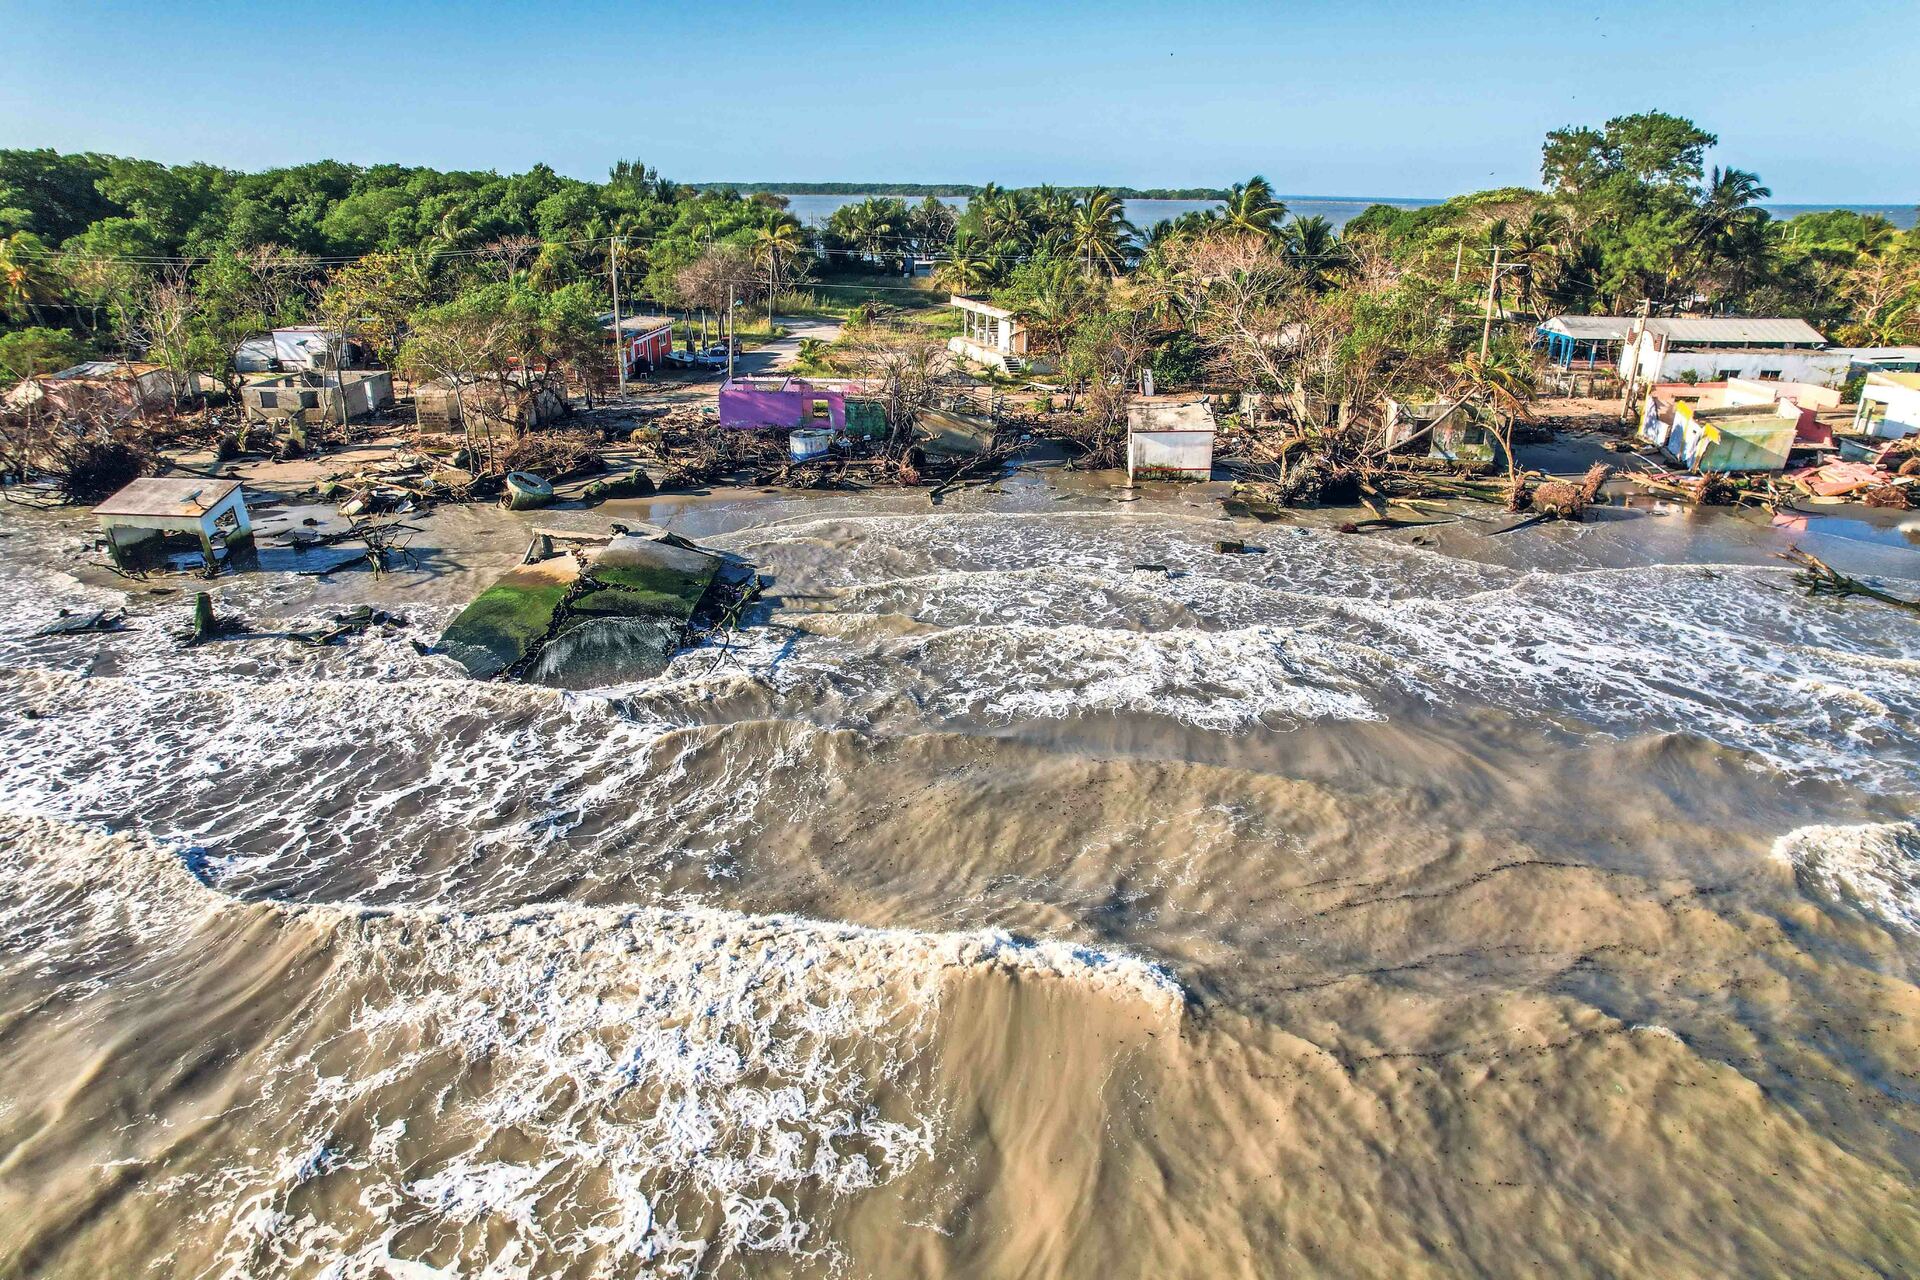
790 428 832 461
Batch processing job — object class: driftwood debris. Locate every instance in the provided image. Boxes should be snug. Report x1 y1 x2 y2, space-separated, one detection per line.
290 604 410 647
35 608 127 637
1778 546 1920 617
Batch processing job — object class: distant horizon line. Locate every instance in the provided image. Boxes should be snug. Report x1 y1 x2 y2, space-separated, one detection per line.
689 183 1917 208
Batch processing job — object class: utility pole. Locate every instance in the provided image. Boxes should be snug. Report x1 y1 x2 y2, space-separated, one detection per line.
726 293 736 383
1620 297 1652 425
1479 244 1501 361
610 235 626 397
1453 239 1464 285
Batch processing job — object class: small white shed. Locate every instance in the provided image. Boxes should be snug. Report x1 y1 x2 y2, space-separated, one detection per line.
1126 395 1217 484
1853 372 1920 440
94 478 252 570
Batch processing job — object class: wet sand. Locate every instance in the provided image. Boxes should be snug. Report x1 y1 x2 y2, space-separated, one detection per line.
1 467 1918 1277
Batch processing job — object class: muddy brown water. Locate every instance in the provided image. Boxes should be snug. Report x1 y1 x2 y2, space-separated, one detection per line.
1 469 1918 1278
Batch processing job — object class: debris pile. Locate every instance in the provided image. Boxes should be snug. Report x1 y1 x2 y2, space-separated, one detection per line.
1785 459 1915 507
1524 463 1612 520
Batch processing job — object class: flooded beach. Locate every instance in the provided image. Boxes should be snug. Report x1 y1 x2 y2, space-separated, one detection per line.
3 471 1919 1278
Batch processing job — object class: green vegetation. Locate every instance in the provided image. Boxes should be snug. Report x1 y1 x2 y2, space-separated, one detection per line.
3 112 1915 458
0 150 810 394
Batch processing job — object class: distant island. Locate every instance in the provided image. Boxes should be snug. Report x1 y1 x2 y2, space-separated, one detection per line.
688 182 1236 200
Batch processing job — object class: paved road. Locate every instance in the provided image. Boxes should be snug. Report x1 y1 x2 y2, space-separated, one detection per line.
730 315 843 378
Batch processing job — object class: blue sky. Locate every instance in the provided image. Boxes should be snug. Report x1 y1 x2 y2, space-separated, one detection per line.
3 0 1916 202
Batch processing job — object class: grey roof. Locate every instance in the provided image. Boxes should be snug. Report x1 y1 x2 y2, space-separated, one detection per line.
1641 317 1827 346
1541 315 1632 341
94 477 244 519
1835 346 1920 361
598 312 673 333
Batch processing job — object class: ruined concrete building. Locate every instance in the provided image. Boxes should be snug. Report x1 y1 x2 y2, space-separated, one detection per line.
3 362 180 421
241 370 394 425
93 477 252 570
414 375 569 433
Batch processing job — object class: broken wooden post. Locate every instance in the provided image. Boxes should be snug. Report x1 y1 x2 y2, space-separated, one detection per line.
192 592 215 643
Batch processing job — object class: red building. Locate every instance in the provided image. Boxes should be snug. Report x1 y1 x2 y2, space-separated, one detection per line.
606 314 675 374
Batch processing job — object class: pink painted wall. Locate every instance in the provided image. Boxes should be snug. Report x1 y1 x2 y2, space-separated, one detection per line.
718 379 851 430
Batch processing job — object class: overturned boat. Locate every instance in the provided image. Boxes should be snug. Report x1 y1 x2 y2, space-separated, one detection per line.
437 525 758 688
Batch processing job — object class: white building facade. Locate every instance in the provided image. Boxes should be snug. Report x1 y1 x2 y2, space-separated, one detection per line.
947 296 1032 373
1619 317 1844 387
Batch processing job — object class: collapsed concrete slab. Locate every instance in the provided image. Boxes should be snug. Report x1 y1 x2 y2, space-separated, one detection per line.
437 529 750 687
436 557 579 679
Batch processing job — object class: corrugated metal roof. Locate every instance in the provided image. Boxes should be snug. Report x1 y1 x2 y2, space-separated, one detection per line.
93 478 244 519
51 361 167 380
1541 315 1632 340
1641 317 1827 345
600 313 673 334
1837 346 1920 361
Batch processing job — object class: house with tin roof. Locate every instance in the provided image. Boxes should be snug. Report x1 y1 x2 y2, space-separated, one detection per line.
1537 315 1634 368
1620 317 1846 387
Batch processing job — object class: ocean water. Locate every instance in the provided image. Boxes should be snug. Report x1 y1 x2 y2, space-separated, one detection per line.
777 192 1917 234
3 474 1920 1277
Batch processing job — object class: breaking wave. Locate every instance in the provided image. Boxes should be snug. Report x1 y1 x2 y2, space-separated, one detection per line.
0 813 1181 1277
1773 821 1920 934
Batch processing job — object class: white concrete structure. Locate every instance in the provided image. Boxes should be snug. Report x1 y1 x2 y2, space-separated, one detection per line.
234 335 279 373
1620 317 1844 387
1721 377 1840 411
233 327 369 373
272 326 353 371
947 296 1031 372
1126 396 1216 483
1853 372 1920 440
242 370 394 424
93 478 252 569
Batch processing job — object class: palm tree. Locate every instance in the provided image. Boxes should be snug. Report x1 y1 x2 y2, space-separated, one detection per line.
1449 345 1539 489
752 217 806 324
1505 208 1569 318
794 337 832 373
1131 241 1187 325
1689 167 1771 296
856 198 900 266
1695 167 1770 246
0 232 63 325
972 184 1021 247
1220 176 1288 240
933 236 996 295
1070 187 1136 276
1284 215 1344 291
1014 261 1087 363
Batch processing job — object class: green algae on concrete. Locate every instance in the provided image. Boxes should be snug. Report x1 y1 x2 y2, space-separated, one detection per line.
438 533 730 682
438 557 577 678
584 537 722 621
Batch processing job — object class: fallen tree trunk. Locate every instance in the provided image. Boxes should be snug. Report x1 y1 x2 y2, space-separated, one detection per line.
1778 546 1920 616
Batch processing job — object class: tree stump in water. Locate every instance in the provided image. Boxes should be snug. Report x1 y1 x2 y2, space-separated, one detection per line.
191 592 215 644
